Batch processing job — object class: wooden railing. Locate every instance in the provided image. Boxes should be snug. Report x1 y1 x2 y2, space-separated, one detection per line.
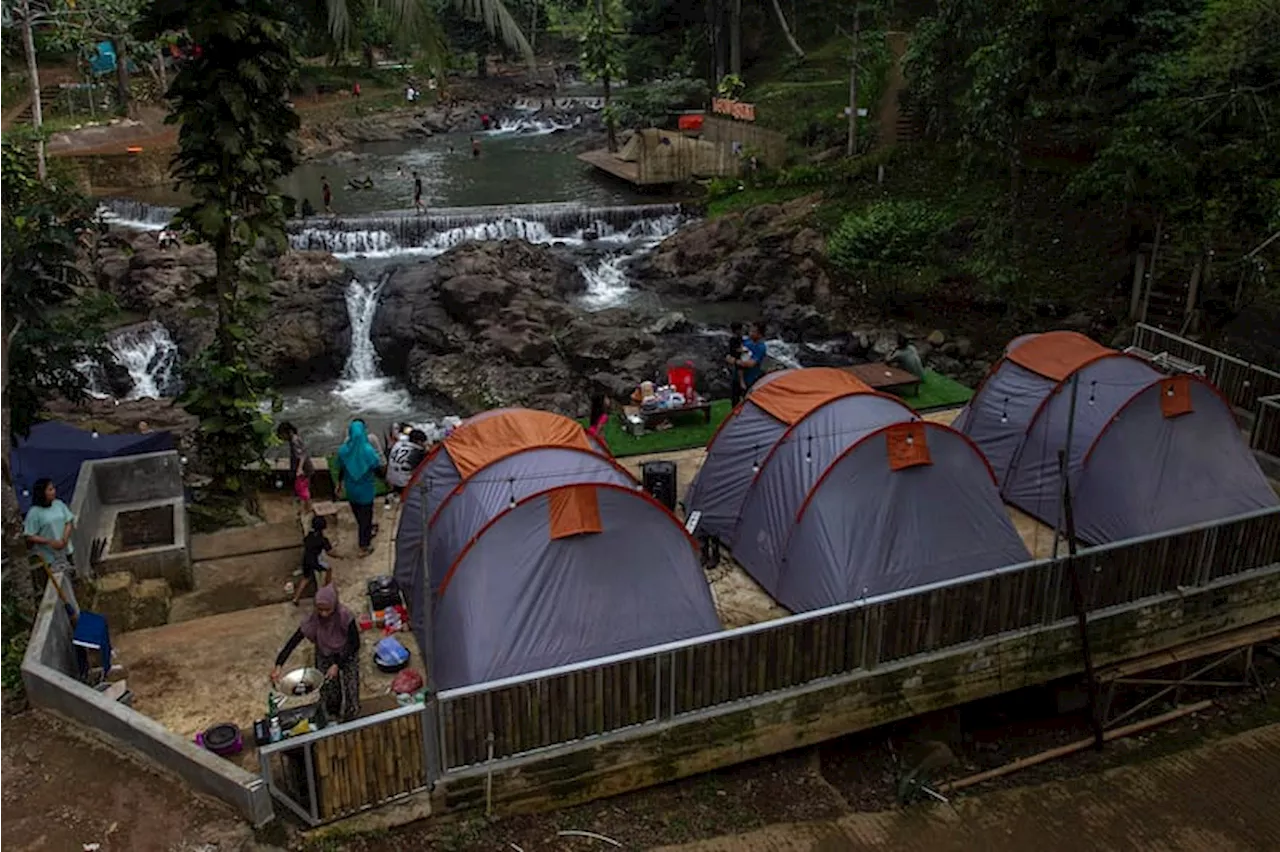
1252 395 1280 457
259 507 1280 823
433 507 1280 771
1131 323 1280 413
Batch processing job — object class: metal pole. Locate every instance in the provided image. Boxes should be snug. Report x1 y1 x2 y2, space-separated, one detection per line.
1059 451 1104 750
419 482 442 785
1053 374 1081 560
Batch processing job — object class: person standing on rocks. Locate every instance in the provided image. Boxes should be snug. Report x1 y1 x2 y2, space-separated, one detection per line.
321 176 333 214
335 419 382 557
739 322 768 389
412 170 425 214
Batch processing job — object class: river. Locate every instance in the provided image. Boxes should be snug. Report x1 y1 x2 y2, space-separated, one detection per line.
90 122 813 453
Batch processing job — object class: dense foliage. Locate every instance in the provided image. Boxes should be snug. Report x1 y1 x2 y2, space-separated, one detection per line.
906 0 1280 302
140 0 301 496
827 200 953 270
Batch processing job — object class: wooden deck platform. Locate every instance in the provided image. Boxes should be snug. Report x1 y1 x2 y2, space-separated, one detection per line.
578 148 643 184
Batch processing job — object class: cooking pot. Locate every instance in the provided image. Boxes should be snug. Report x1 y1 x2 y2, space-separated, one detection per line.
278 666 324 696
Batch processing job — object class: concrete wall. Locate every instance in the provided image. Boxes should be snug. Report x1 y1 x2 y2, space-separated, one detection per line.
70 451 191 590
21 572 274 826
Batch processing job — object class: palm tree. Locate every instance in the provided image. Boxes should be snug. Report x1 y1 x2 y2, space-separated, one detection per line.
316 0 532 70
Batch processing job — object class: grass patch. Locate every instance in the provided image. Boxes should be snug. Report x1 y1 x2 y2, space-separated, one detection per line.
705 185 814 218
593 372 971 459
594 399 734 458
908 369 974 411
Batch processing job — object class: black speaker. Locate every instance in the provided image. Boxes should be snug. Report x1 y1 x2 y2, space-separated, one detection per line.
641 461 677 510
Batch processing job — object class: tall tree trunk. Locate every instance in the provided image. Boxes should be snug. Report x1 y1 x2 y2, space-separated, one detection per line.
112 37 132 117
530 0 539 53
768 0 805 58
157 47 168 96
598 0 616 153
706 0 724 86
847 6 860 157
19 0 46 180
729 0 742 76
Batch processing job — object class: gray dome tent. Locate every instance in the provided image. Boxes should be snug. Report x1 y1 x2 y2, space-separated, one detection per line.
684 368 1031 614
394 408 720 690
952 331 1277 544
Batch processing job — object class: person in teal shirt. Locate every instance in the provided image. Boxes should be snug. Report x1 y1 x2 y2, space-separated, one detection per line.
336 419 382 556
24 478 76 568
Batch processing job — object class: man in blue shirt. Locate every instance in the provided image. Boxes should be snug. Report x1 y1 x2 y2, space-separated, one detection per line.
739 322 768 388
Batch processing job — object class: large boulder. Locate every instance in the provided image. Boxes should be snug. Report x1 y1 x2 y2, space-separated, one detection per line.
373 240 690 416
630 196 834 340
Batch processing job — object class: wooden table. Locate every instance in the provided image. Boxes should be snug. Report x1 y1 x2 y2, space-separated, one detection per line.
623 400 713 435
842 363 922 396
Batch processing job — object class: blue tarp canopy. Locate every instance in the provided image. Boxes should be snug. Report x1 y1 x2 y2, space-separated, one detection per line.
12 422 173 514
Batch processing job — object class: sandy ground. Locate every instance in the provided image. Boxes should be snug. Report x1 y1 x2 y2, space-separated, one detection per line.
112 493 421 746
111 408 1055 742
617 413 1059 629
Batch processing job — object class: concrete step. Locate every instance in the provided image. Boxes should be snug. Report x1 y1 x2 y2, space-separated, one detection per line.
190 521 302 562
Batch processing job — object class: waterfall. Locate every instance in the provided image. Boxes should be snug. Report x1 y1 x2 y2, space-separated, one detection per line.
287 202 686 256
292 228 395 255
76 321 181 399
483 117 575 137
580 255 634 310
333 276 412 411
97 199 178 231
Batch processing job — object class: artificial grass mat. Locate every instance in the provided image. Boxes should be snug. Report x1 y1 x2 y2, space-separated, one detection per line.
597 370 973 458
910 369 975 411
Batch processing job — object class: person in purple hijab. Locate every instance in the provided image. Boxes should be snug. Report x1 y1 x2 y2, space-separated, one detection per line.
272 584 362 721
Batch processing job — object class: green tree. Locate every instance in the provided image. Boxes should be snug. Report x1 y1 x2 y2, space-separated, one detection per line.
310 0 532 76
580 0 624 151
1 139 109 540
139 0 300 498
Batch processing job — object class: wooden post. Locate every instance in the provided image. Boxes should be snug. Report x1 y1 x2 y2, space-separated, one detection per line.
1059 447 1104 751
1129 252 1146 320
419 483 443 785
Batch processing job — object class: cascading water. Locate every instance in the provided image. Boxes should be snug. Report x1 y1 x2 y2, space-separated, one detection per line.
77 321 181 400
333 275 412 411
97 199 178 231
579 255 634 310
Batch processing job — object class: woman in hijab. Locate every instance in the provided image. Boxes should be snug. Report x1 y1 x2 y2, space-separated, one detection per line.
272 584 361 721
335 419 382 556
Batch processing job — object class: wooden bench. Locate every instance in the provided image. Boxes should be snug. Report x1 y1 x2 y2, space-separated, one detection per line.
841 363 922 396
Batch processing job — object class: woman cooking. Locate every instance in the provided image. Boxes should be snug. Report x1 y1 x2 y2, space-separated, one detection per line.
271 585 361 722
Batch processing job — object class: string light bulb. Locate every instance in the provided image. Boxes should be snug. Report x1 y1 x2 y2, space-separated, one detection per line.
805 435 813 463
1088 380 1097 405
999 397 1010 425
508 478 517 508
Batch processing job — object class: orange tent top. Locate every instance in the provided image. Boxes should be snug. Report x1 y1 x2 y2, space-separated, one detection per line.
750 367 876 425
444 409 594 479
1006 331 1114 382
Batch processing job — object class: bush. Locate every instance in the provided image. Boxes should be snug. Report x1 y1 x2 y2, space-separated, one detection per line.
827 200 954 270
614 77 709 129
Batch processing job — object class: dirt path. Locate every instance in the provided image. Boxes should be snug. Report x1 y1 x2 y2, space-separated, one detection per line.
653 723 1280 852
0 711 267 852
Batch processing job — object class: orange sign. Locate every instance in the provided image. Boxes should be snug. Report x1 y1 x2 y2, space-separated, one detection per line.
712 98 756 122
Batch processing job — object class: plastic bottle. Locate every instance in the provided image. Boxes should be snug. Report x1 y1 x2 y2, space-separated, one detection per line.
268 694 283 743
